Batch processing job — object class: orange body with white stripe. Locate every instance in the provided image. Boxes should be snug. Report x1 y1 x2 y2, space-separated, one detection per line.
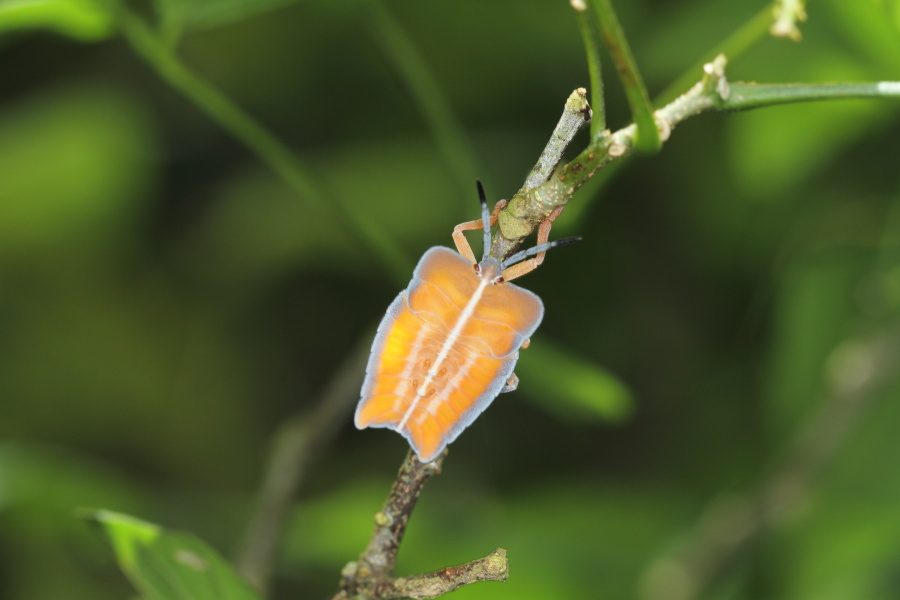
355 246 543 462
355 183 576 462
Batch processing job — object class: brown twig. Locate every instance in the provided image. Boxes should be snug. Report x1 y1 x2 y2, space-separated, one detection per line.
359 449 445 581
370 548 509 599
334 450 507 599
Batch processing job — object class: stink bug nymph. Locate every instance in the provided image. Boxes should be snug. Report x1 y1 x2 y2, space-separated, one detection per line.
354 182 579 462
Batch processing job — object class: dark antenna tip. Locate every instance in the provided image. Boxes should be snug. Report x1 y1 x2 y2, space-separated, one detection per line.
476 180 492 261
555 236 582 248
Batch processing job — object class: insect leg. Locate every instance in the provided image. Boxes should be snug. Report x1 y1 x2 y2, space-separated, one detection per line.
451 200 507 263
500 205 564 281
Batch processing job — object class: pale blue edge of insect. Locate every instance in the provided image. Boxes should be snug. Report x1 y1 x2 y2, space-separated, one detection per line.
355 246 545 463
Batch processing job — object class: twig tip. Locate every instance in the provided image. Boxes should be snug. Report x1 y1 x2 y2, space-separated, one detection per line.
485 548 509 578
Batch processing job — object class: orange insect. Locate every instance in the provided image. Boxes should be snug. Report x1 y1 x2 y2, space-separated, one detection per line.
355 182 577 462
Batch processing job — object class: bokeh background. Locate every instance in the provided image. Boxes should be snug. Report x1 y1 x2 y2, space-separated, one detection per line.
2 0 900 599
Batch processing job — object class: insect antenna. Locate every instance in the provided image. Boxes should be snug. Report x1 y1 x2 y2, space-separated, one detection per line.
476 180 492 261
500 236 582 269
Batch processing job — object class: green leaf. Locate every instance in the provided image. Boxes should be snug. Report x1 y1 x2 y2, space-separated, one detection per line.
0 0 115 41
87 510 263 600
517 338 633 423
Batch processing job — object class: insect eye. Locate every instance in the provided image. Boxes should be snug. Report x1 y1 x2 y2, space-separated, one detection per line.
494 276 505 284
473 264 481 274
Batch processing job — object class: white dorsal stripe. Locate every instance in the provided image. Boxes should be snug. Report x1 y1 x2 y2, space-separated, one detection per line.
397 275 491 432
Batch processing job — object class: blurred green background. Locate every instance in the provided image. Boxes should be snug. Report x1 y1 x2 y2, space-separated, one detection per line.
2 0 900 599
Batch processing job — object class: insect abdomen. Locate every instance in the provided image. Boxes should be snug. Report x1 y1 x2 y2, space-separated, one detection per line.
355 247 543 462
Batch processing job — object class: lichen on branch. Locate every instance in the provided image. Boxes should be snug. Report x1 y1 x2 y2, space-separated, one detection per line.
335 451 509 599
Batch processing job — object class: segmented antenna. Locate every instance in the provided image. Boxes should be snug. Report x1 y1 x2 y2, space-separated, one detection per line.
500 236 582 269
476 180 492 261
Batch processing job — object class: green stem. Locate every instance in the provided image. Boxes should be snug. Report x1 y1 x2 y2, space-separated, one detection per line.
118 9 413 284
721 81 900 110
491 56 900 257
368 0 479 205
575 67 900 191
589 0 660 153
571 0 606 136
